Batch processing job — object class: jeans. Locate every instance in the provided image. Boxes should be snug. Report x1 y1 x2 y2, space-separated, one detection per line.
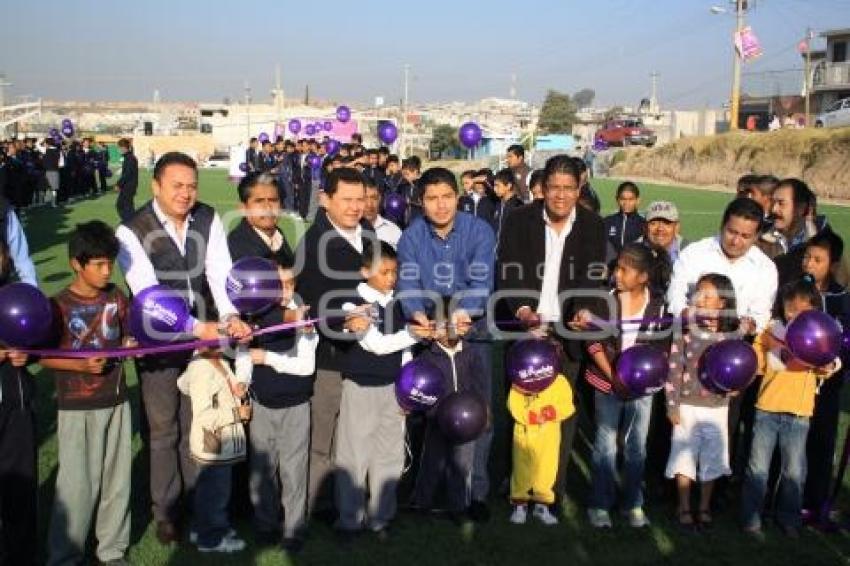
590 391 653 511
193 464 233 547
468 319 493 503
741 409 809 529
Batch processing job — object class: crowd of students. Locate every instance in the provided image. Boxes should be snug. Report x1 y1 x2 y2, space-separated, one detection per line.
0 138 846 564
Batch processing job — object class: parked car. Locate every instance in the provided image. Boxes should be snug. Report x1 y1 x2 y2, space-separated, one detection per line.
814 97 850 128
595 118 657 147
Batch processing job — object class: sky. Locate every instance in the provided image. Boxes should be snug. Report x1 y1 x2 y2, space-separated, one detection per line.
1 0 848 109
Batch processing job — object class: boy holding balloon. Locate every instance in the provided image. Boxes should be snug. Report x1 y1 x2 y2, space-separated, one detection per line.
39 221 133 565
741 279 842 538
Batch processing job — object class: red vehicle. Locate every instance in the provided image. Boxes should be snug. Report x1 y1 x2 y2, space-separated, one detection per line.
595 118 657 147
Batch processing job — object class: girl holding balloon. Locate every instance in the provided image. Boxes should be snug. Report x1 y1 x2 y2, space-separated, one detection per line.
664 273 742 530
576 242 673 529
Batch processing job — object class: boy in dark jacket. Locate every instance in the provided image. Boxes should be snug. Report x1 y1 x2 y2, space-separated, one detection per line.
412 300 488 520
603 182 646 253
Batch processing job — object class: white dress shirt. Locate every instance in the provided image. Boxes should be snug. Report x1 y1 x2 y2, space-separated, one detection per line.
326 216 364 254
252 226 285 252
371 215 402 249
667 236 777 331
116 199 238 326
536 207 577 322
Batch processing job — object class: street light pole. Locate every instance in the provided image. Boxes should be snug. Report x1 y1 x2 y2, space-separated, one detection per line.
729 0 745 131
402 63 410 157
804 27 813 127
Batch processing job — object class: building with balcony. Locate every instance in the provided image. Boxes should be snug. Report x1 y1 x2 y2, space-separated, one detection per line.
810 28 850 113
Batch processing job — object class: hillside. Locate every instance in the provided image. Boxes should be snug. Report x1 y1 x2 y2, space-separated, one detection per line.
610 127 850 200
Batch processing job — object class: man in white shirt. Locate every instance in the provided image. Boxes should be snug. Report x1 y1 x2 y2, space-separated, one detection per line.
363 180 401 248
115 152 251 546
667 197 778 334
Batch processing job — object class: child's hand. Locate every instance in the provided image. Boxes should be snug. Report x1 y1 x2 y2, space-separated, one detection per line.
83 357 107 374
451 310 472 337
344 309 371 334
250 348 266 366
232 382 248 399
409 312 434 339
569 309 594 330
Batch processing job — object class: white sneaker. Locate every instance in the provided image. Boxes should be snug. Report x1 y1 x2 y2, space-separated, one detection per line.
509 504 528 524
197 534 246 553
189 528 236 545
532 504 559 526
587 508 613 528
623 507 650 528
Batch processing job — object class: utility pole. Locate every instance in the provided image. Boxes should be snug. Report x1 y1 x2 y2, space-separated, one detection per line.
402 63 410 157
804 27 813 127
729 0 745 131
650 71 659 114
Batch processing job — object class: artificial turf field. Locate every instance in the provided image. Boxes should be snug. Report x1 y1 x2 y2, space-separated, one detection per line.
24 169 850 565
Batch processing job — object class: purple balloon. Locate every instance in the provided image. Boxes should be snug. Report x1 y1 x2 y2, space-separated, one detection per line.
323 121 333 132
48 127 59 138
61 124 74 138
377 121 398 145
506 339 560 393
129 285 193 346
226 257 283 317
324 139 340 155
305 125 316 137
258 132 270 144
437 391 487 444
307 153 322 170
458 122 482 149
288 119 302 134
336 105 351 123
0 283 54 347
61 118 72 128
786 310 842 367
395 358 447 412
697 339 758 394
614 344 669 398
382 192 407 225
239 162 249 173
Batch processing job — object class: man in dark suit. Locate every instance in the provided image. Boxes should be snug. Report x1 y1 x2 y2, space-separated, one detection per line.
115 138 138 222
496 154 608 509
227 172 293 265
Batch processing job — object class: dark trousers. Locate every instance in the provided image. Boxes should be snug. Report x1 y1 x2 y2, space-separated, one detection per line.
413 423 475 513
553 356 582 501
804 374 843 516
116 189 136 223
0 365 37 566
137 353 195 524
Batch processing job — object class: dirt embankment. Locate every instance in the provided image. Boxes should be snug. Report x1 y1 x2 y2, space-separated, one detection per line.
610 127 850 200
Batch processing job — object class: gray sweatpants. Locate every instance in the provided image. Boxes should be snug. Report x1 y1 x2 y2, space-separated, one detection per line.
250 401 310 539
334 380 405 531
47 402 131 565
308 369 343 514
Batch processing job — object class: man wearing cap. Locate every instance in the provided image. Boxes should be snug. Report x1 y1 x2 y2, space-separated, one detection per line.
641 201 688 264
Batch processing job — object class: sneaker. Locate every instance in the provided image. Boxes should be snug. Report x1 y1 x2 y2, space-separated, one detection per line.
197 534 246 553
189 528 236 545
587 508 613 528
509 504 528 525
532 504 559 526
623 507 650 528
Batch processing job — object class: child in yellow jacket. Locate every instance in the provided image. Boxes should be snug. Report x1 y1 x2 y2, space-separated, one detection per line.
508 373 574 525
741 279 842 538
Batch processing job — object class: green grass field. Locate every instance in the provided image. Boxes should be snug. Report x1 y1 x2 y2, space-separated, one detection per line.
25 170 850 565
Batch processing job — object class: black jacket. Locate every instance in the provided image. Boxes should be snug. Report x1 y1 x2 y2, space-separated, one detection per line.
295 208 375 370
416 340 487 416
458 194 497 228
117 151 138 194
493 195 524 245
603 211 646 252
496 200 608 347
227 217 294 266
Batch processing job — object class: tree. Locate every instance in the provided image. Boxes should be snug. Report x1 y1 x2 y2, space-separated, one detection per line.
430 124 461 159
572 88 596 109
537 90 577 134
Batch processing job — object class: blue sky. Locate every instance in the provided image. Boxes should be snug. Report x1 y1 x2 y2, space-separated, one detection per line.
1 0 847 108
